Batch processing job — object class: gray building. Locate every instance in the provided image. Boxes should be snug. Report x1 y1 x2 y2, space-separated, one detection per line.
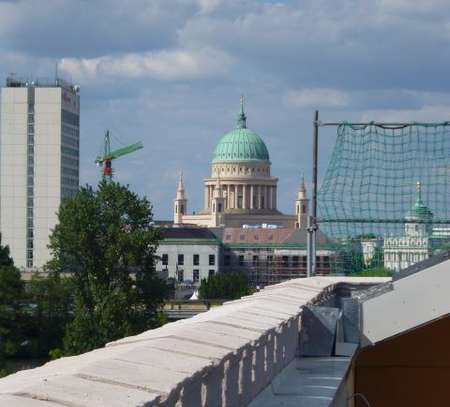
212 227 336 286
156 228 221 286
0 77 80 269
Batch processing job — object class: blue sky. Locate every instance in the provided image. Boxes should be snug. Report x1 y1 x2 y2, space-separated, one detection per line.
1 0 450 219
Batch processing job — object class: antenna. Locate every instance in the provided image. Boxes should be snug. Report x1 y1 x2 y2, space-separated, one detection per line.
55 61 59 85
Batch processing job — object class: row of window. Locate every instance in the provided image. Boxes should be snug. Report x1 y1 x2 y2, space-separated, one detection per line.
161 253 215 266
61 146 79 158
61 187 78 198
176 269 215 283
214 166 270 175
62 156 79 169
225 255 330 267
62 134 79 149
62 110 80 127
62 176 79 186
62 124 79 138
26 102 35 268
62 166 79 177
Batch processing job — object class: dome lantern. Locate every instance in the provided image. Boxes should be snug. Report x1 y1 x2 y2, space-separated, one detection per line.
212 98 270 162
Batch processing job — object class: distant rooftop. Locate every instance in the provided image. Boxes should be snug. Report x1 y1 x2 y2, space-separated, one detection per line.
5 76 79 93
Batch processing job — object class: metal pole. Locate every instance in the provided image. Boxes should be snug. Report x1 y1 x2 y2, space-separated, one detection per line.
318 121 449 127
307 215 312 277
312 110 319 276
307 110 319 277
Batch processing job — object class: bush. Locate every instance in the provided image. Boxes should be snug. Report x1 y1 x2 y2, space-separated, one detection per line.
198 272 249 300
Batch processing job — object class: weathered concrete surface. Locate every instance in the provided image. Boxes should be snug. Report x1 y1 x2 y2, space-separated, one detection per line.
361 259 450 344
0 277 388 406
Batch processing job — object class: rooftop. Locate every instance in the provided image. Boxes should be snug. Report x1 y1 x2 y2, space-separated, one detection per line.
5 76 79 93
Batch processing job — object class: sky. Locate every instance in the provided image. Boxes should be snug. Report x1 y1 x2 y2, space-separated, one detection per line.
1 0 450 219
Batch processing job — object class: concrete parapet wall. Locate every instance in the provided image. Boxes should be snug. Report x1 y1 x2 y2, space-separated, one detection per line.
0 277 388 407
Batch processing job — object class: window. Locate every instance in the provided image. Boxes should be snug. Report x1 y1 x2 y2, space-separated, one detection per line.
292 256 299 267
193 269 199 283
282 256 289 267
252 255 259 266
193 254 199 266
162 254 168 265
267 255 273 264
208 270 215 278
239 255 245 266
323 256 330 267
224 255 231 266
177 270 184 282
209 254 215 266
302 256 307 267
62 109 80 126
178 254 184 266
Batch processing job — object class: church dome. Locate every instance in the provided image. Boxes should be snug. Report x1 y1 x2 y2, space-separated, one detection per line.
212 98 270 163
405 182 433 222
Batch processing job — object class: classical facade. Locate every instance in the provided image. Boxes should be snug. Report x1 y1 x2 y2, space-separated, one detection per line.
384 182 434 272
174 98 308 229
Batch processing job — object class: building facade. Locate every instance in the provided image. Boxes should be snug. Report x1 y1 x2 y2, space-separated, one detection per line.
0 77 80 269
384 183 433 272
156 226 336 289
173 98 308 229
155 228 221 286
213 227 335 286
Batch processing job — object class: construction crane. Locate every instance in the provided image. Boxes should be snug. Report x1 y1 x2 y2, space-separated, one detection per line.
95 130 143 180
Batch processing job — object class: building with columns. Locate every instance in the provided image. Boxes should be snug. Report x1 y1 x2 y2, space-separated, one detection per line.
384 182 434 272
173 99 308 229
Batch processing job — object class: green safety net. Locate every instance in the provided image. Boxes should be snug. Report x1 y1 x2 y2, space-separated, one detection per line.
318 122 450 275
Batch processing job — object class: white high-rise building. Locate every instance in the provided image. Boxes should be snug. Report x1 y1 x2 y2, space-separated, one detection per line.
0 77 80 269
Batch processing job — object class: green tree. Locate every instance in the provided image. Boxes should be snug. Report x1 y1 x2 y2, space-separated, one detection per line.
27 272 73 358
350 267 392 277
0 236 24 376
198 272 250 300
48 180 167 355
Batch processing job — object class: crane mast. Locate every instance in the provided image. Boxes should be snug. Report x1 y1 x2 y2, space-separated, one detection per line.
95 130 143 180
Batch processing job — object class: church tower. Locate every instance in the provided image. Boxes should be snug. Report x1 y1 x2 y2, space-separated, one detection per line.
295 175 309 229
173 173 187 225
211 176 225 227
405 181 433 237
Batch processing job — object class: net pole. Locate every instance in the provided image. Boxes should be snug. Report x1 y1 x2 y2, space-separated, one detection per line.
307 110 319 277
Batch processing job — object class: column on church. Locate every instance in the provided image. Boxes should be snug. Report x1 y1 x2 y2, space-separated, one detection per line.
257 185 261 209
243 184 247 209
273 186 277 209
204 186 208 210
268 185 273 209
250 185 254 209
226 184 230 209
234 184 238 209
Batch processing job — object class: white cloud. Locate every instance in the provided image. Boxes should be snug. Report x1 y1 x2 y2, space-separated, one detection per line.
197 0 223 14
360 104 450 122
59 47 233 82
284 88 350 108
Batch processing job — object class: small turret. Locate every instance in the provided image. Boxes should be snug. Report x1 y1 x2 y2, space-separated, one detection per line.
174 173 187 225
295 175 309 229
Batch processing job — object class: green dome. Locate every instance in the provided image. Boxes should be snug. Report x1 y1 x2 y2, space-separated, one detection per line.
212 98 270 162
406 183 433 221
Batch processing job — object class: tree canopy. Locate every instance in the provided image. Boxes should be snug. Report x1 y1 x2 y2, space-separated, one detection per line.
49 180 167 355
0 235 25 377
198 272 250 300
